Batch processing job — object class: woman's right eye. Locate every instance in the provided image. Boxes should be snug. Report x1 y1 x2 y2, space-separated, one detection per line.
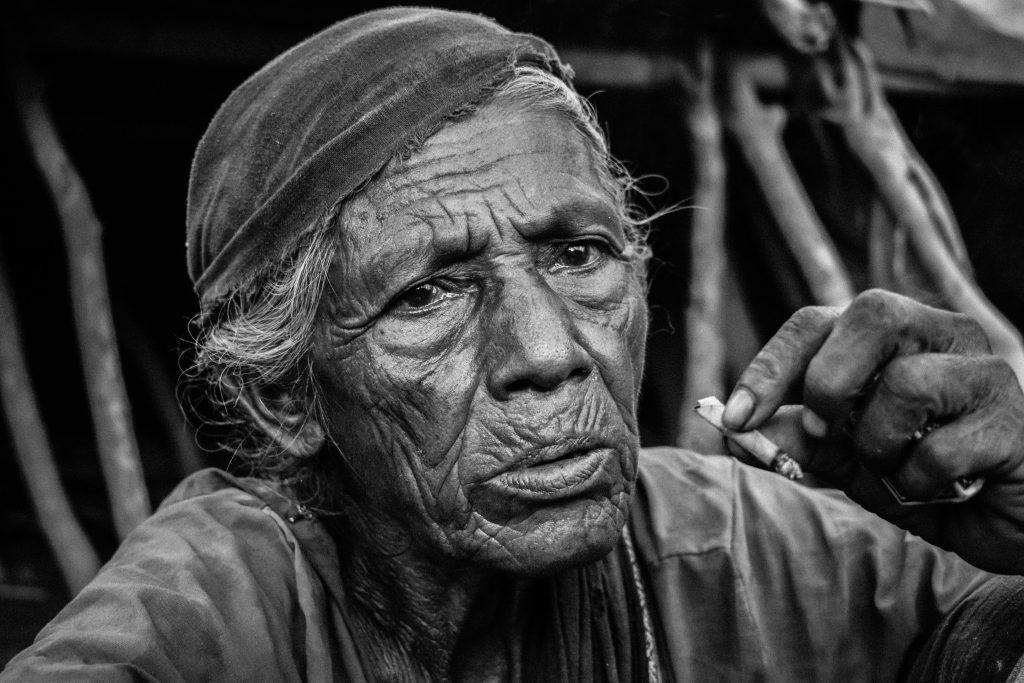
392 282 454 311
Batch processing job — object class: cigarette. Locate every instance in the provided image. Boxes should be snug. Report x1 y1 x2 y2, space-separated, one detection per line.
694 397 803 480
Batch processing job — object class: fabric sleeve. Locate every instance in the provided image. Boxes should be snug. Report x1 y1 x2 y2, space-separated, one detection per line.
632 447 999 681
903 575 1024 682
1 487 310 682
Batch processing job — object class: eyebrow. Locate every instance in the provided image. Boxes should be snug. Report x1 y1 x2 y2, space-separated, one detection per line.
352 194 624 308
511 196 625 248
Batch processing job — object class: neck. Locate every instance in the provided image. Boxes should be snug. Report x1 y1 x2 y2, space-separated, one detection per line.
325 506 524 682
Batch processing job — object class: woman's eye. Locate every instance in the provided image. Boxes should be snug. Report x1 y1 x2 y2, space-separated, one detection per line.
393 283 453 311
553 242 609 270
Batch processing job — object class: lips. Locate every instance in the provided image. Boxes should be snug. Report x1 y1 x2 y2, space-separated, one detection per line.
487 446 618 501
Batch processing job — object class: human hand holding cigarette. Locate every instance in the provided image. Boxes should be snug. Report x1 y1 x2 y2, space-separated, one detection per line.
715 291 1024 574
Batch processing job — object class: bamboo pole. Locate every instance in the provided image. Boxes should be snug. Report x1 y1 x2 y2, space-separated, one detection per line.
0 252 100 595
10 63 151 539
674 44 730 452
725 55 856 308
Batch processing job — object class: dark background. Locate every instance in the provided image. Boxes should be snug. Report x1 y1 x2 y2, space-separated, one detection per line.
3 0 1024 661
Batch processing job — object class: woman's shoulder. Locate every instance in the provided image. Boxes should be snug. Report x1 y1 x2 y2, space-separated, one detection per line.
633 447 741 559
156 466 274 512
2 469 313 681
633 446 863 561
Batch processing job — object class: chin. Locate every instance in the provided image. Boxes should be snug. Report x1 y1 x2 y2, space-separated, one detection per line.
481 493 632 577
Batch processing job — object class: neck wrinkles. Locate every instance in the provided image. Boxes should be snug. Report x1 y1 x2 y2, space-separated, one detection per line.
322 499 525 681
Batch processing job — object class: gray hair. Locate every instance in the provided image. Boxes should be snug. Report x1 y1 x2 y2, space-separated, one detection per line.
185 66 652 484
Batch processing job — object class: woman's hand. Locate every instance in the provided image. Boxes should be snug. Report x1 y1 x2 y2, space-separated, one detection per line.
723 289 1024 574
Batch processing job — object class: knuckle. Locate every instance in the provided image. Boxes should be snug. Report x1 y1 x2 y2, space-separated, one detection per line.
949 313 991 353
851 288 899 313
786 305 839 335
982 354 1016 388
845 289 902 333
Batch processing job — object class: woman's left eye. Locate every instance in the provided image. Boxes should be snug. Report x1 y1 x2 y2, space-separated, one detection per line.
552 241 610 270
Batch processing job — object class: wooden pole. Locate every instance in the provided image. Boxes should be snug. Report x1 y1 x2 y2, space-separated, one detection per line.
674 44 730 452
725 54 856 308
815 39 1024 384
0 251 100 595
10 62 151 539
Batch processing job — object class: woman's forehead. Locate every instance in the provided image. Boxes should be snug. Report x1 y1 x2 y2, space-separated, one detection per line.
335 103 621 271
368 105 607 213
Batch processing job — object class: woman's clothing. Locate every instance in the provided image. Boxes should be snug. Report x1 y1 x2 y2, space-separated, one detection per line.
2 448 1003 681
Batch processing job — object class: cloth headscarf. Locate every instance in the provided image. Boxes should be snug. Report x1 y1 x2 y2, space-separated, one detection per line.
186 7 570 306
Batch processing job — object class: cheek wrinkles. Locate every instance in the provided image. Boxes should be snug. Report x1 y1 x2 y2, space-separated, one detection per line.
577 301 646 392
335 372 475 532
314 333 476 506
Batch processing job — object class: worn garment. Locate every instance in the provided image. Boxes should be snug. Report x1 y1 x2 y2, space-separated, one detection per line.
186 8 568 305
0 448 1007 681
905 575 1024 682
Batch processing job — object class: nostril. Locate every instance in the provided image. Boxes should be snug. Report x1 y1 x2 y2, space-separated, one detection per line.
505 378 534 395
568 365 590 382
501 359 591 397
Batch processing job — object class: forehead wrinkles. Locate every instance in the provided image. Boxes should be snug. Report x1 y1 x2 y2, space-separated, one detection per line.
341 181 531 267
367 154 548 225
359 156 560 254
410 180 542 240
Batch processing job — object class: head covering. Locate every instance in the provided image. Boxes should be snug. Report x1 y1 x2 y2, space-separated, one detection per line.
186 7 571 306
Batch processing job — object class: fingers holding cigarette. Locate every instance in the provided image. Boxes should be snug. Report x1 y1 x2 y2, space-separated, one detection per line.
697 396 985 504
695 397 804 480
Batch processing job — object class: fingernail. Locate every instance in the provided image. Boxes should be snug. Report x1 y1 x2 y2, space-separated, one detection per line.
802 408 828 438
723 389 755 429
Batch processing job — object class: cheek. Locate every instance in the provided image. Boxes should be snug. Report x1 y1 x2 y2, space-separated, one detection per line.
577 283 649 411
314 323 482 502
621 277 649 376
366 330 483 468
628 289 649 390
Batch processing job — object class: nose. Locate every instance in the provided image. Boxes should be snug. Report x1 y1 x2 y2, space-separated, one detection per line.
486 273 593 400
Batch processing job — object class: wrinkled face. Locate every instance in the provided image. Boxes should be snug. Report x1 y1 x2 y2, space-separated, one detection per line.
311 99 648 575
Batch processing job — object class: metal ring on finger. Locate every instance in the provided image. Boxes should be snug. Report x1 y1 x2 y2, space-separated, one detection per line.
880 421 986 505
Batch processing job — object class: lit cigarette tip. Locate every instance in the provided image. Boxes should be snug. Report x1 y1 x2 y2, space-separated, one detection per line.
770 453 804 481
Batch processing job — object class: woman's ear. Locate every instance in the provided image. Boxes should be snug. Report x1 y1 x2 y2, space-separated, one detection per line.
222 376 325 458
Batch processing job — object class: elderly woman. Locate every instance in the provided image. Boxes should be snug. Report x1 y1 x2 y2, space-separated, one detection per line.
7 7 1024 682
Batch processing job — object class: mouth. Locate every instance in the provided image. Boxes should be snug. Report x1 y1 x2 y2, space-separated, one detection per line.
487 446 617 502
